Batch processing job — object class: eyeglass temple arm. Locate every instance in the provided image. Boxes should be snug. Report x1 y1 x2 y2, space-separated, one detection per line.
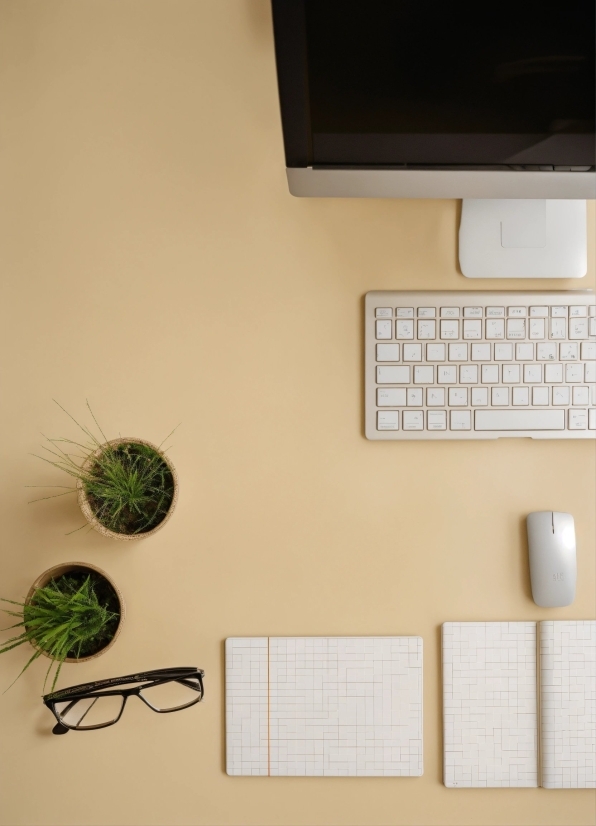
45 668 201 700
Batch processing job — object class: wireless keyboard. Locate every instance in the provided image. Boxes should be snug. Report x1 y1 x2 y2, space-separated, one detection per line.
365 291 596 440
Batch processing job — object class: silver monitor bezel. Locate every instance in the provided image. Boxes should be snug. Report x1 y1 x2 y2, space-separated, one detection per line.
287 168 596 199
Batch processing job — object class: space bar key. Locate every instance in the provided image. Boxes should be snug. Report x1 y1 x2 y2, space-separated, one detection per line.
475 409 565 431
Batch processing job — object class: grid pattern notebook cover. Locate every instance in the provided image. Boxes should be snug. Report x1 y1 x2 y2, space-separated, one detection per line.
226 636 423 777
442 622 538 788
442 620 596 789
540 621 596 789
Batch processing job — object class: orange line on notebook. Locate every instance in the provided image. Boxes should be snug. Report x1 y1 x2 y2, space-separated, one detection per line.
267 636 270 776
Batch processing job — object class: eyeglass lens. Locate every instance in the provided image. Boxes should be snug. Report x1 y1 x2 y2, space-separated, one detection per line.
140 677 202 711
55 695 124 729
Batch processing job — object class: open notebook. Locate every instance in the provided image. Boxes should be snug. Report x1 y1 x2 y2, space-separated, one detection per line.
442 621 596 788
226 636 423 776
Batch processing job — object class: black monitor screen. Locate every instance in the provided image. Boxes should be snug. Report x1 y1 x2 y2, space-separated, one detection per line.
276 0 596 167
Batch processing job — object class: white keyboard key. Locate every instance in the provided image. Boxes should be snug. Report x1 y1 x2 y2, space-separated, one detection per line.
553 386 570 405
529 318 545 340
475 409 564 430
585 362 596 383
591 318 596 336
471 343 491 361
506 319 526 339
568 409 587 430
589 409 596 429
463 307 483 318
440 320 459 339
377 388 407 406
414 365 434 384
377 411 399 430
396 308 414 318
551 306 568 317
494 343 513 361
377 366 410 384
569 318 588 340
530 306 548 317
512 387 529 406
492 387 509 406
448 343 468 361
417 319 436 339
550 318 566 339
508 306 527 317
537 342 557 361
481 364 499 383
449 388 468 406
437 365 457 384
402 410 423 430
486 319 505 339
426 343 445 361
516 343 534 360
450 410 471 430
375 307 392 318
545 363 563 383
463 319 482 339
590 306 596 317
523 364 542 383
559 343 578 361
396 320 414 339
503 364 520 383
440 307 459 318
427 410 447 430
407 388 423 406
581 342 596 359
376 343 400 362
460 365 478 384
573 386 590 406
403 343 422 362
426 388 445 406
471 387 488 406
532 387 549 406
376 320 392 340
570 306 587 317
417 307 436 317
486 307 505 317
565 363 583 382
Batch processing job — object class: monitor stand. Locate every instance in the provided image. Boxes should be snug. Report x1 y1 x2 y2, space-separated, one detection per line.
459 199 587 278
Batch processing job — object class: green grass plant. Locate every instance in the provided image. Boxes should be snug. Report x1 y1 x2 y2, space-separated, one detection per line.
30 401 177 535
0 572 119 692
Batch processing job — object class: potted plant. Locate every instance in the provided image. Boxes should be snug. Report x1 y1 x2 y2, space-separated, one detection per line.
32 402 179 540
0 562 125 692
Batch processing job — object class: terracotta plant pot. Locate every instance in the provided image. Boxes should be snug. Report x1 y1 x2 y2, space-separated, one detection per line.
76 437 179 542
25 562 125 663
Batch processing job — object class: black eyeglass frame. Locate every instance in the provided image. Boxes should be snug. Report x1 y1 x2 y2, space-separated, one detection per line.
43 667 204 734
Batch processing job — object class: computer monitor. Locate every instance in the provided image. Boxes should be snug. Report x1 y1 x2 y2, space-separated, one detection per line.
271 0 596 277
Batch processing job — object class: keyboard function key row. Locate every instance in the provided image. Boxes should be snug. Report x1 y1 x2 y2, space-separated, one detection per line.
375 305 596 321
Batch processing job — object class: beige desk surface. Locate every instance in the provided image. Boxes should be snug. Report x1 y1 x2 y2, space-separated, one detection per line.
1 3 595 825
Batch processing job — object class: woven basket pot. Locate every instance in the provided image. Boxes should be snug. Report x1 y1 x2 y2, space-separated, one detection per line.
76 437 179 542
25 561 125 664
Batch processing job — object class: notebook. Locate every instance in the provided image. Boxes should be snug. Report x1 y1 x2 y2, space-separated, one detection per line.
442 621 596 788
226 636 423 776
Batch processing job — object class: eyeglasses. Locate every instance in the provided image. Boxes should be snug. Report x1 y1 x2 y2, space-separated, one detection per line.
43 667 204 734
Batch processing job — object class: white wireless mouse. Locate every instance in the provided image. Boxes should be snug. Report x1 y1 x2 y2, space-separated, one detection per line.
526 511 576 608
